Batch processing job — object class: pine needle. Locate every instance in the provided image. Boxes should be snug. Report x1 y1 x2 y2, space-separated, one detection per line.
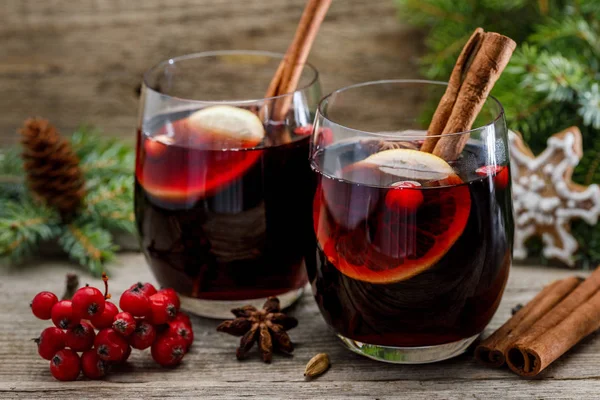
59 221 117 277
0 199 60 263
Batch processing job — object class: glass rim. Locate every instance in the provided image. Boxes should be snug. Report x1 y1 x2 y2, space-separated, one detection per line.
142 50 320 105
317 79 505 139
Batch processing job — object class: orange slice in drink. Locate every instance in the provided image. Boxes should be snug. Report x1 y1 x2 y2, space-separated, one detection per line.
319 149 471 284
140 106 265 202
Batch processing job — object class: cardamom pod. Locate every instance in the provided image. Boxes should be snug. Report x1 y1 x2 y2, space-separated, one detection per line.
304 353 330 378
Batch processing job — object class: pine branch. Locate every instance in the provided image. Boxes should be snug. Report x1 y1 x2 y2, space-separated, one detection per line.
509 45 588 102
529 16 600 57
0 177 27 201
480 0 528 11
572 219 600 269
0 125 135 273
575 124 600 185
0 147 23 176
70 126 134 182
58 220 117 276
0 199 60 263
394 0 469 26
84 175 135 234
579 0 600 15
578 83 600 129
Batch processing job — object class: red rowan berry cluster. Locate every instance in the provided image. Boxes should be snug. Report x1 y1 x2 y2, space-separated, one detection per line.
30 274 193 381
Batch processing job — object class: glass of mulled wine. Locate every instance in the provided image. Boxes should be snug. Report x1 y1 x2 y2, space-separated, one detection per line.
135 51 321 318
309 80 514 363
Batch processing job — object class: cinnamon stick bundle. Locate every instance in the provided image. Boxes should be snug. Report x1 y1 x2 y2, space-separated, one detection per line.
475 266 600 378
506 267 600 377
421 28 516 161
474 277 581 367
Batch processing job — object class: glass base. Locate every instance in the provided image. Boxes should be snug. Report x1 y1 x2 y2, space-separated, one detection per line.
179 286 305 319
337 332 480 364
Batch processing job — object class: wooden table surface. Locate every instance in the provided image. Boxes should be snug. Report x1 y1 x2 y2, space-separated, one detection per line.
0 254 598 399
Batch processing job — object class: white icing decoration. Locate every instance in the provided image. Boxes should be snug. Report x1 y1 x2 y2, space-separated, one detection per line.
509 130 600 266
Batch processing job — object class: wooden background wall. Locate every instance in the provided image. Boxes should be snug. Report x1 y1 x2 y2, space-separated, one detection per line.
0 0 422 146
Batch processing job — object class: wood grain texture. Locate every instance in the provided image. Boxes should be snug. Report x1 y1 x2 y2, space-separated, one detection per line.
0 0 422 146
0 254 598 399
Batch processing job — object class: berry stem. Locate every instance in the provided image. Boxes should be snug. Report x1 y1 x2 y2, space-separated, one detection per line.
102 272 111 300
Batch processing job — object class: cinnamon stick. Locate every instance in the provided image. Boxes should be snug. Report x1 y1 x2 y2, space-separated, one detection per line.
474 277 581 367
422 28 516 161
266 0 331 121
273 0 331 121
420 28 484 153
506 267 600 377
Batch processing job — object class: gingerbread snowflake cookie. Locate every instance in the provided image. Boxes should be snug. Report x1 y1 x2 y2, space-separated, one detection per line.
509 127 600 266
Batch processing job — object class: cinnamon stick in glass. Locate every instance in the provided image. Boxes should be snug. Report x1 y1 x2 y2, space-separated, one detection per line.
267 0 331 120
262 0 331 145
420 28 484 153
421 28 516 161
474 277 581 367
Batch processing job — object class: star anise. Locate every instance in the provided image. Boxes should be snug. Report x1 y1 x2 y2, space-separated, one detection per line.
216 297 298 363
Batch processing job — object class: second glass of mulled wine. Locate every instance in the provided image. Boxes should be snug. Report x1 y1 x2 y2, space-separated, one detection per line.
135 51 321 318
309 80 514 363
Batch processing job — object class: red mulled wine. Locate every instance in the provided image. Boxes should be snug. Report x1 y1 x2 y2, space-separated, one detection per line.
309 139 513 348
135 108 315 303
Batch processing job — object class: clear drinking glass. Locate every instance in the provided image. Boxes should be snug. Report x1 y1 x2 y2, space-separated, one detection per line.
309 80 514 363
135 51 321 318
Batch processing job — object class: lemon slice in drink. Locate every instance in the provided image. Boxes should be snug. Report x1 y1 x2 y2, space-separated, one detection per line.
188 105 265 144
363 149 455 183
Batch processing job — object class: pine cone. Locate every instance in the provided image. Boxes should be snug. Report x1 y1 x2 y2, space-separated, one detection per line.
20 118 86 218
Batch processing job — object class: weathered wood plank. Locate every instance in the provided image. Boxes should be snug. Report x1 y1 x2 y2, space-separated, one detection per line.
0 0 422 146
0 254 598 398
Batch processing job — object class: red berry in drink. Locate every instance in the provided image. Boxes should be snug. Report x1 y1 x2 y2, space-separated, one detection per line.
95 328 129 362
165 320 194 351
151 335 187 367
476 165 510 190
149 293 178 325
50 349 81 381
119 286 151 317
385 183 424 213
35 327 66 360
81 349 108 380
172 312 191 327
113 311 136 336
30 291 58 320
158 288 181 310
294 124 313 136
65 321 96 352
129 320 156 350
51 300 77 329
144 137 169 159
494 166 510 190
129 282 158 297
72 286 105 319
90 301 119 330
